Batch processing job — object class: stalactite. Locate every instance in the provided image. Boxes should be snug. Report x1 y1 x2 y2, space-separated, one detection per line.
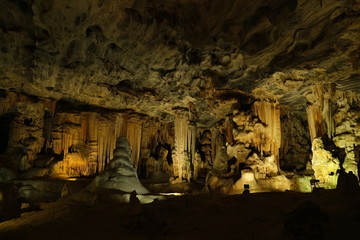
211 127 219 166
51 112 123 176
306 104 324 142
253 100 281 170
306 83 335 141
141 119 160 155
173 113 196 181
189 122 197 175
119 114 143 170
323 84 336 139
224 117 234 145
158 122 175 147
52 112 83 156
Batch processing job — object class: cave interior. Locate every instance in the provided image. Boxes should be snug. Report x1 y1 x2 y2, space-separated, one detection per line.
0 0 360 239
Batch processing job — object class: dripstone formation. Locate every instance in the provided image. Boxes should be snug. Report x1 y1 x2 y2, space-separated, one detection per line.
88 137 150 195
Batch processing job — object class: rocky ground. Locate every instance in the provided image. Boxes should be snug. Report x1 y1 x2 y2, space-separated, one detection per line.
0 189 359 240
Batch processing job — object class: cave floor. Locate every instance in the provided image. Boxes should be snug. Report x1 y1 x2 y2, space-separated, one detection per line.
0 190 359 240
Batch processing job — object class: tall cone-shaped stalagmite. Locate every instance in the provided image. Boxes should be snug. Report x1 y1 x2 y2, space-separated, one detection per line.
87 137 149 195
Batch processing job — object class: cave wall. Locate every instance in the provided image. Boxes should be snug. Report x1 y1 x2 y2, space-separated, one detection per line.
0 87 359 193
306 83 360 187
0 90 174 178
0 91 55 171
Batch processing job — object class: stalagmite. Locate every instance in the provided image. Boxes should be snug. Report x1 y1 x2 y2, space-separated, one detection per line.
86 137 161 203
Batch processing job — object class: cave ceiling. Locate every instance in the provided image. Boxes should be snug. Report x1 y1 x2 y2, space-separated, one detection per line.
0 0 359 125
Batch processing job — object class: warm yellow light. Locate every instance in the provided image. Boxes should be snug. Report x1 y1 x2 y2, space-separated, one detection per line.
66 178 78 181
158 192 185 196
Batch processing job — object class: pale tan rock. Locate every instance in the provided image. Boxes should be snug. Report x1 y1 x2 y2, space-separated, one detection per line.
311 138 340 189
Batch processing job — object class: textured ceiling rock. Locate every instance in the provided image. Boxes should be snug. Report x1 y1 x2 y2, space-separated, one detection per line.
0 0 359 124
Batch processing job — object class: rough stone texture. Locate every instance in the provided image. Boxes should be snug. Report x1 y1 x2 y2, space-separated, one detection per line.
0 0 359 124
280 110 311 170
0 183 20 221
0 167 16 182
311 138 340 189
0 93 54 172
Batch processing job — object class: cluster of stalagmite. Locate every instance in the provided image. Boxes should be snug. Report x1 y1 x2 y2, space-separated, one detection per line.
0 85 359 194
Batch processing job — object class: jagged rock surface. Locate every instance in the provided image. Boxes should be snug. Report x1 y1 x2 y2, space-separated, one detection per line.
0 0 358 124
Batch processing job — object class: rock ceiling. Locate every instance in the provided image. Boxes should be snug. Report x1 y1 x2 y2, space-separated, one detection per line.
0 0 359 125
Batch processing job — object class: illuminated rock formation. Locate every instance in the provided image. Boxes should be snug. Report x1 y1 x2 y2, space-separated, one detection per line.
51 112 124 175
311 138 340 189
253 100 282 166
87 137 150 196
172 113 197 182
332 91 360 177
0 0 359 195
307 84 360 180
306 83 336 141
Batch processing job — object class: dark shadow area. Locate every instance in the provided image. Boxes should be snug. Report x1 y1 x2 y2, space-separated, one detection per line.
321 135 346 167
0 112 15 154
